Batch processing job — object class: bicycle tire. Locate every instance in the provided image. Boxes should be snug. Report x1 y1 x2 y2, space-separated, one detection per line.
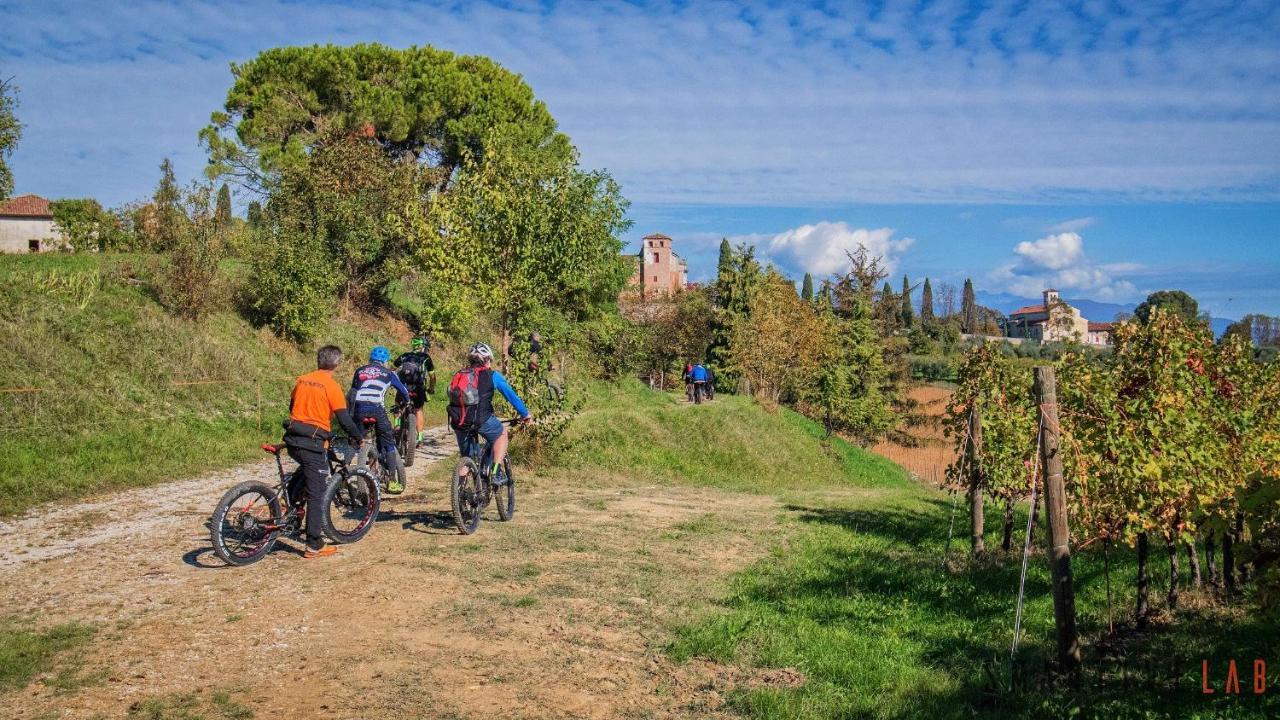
494 456 516 521
450 457 483 535
401 412 418 467
323 469 381 544
210 481 283 567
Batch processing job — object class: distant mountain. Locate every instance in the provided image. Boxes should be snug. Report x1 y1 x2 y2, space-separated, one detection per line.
974 290 1234 337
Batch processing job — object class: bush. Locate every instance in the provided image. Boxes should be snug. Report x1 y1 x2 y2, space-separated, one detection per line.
153 187 224 321
907 354 957 382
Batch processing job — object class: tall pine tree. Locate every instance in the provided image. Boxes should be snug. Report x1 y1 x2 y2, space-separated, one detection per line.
921 278 934 322
801 272 814 302
215 183 233 228
900 275 914 328
961 278 977 334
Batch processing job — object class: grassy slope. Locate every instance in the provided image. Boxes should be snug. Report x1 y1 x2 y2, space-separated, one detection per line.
559 385 1278 720
0 253 425 515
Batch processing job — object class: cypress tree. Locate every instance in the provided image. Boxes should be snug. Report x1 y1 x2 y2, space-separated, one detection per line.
900 275 914 328
151 157 183 251
921 278 934 322
801 272 814 303
246 201 263 228
717 238 733 283
215 183 233 228
961 279 977 334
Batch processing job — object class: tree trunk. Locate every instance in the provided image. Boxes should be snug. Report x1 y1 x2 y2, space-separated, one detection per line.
1223 528 1236 595
1103 539 1114 635
1187 539 1202 589
1205 531 1219 588
967 407 984 556
1136 532 1150 628
1236 512 1251 582
1001 497 1015 552
1166 535 1180 611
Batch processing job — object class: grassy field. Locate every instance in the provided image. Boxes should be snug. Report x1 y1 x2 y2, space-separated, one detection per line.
0 253 433 516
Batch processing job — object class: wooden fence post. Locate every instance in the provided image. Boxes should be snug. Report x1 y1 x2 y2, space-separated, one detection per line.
967 405 985 556
1034 366 1081 670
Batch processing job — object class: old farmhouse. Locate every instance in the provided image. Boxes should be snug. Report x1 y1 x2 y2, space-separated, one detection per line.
0 194 64 253
1006 289 1113 346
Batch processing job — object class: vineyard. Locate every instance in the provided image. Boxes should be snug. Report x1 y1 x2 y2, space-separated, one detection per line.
945 306 1280 658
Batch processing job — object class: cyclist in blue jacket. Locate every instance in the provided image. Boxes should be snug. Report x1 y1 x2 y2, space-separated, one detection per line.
691 363 710 404
350 346 412 493
449 342 532 480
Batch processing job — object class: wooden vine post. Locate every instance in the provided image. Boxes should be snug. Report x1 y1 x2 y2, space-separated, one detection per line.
1034 366 1082 670
966 405 985 556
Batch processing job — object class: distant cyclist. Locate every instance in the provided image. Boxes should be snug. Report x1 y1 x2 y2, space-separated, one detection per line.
284 345 363 559
691 362 709 404
350 346 411 494
394 336 436 443
447 342 532 479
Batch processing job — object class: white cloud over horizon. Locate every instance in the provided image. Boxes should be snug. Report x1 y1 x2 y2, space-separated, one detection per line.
991 231 1138 301
726 222 914 280
2 0 1279 206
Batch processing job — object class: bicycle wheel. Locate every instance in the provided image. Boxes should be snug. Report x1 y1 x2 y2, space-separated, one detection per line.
450 457 484 535
494 456 516 521
400 412 418 467
323 469 381 544
210 481 282 567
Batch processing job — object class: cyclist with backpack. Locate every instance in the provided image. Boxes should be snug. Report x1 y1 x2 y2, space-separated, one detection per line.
447 343 532 478
393 336 436 443
350 346 412 494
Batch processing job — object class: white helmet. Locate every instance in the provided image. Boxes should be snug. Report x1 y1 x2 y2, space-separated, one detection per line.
468 342 494 364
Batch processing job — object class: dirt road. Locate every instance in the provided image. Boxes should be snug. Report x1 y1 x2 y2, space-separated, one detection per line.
2 427 782 719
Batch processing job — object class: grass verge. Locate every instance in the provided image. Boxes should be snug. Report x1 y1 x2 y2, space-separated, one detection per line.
0 621 96 692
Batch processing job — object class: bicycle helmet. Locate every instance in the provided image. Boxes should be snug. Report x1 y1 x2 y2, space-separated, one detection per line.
468 342 494 364
370 345 391 364
411 337 425 352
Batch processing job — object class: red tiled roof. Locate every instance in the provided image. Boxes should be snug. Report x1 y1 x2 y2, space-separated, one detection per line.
1010 304 1045 316
0 194 53 218
642 232 672 240
1088 322 1114 332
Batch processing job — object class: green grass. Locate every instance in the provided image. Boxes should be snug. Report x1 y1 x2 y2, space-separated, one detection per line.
0 621 96 692
553 382 1280 718
552 380 908 494
0 253 414 515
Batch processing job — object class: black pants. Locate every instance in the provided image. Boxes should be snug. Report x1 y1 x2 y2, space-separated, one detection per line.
693 381 706 404
286 443 329 550
354 402 396 457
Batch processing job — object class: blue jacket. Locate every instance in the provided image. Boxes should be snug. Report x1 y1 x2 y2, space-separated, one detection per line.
350 363 410 406
691 365 709 382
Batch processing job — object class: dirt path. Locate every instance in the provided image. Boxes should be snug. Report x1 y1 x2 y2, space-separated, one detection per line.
2 428 783 719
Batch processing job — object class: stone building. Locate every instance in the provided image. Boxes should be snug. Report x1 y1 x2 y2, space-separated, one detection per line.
626 232 688 299
0 195 64 253
1006 289 1109 345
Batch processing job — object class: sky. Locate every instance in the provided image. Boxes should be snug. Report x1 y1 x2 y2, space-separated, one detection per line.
2 0 1278 317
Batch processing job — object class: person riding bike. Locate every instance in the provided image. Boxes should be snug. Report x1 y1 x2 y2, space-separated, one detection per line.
393 336 436 442
691 362 710 404
284 344 363 559
350 346 412 494
448 342 532 479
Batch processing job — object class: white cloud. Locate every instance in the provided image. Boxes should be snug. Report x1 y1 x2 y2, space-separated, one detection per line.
991 232 1138 301
745 222 914 279
1013 232 1085 270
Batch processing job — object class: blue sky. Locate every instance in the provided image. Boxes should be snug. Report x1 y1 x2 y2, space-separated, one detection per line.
2 0 1278 317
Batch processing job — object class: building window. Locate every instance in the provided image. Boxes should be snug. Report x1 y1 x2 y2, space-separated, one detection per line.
28 240 39 253
652 252 659 263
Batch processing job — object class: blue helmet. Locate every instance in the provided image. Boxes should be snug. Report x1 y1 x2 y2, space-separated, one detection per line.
370 346 391 364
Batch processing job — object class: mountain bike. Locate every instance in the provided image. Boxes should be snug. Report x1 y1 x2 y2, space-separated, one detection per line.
392 395 418 468
450 418 522 535
356 416 407 494
209 440 380 567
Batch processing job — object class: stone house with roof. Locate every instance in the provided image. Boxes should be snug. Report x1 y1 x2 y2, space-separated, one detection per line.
0 194 64 253
1006 289 1112 346
625 232 688 299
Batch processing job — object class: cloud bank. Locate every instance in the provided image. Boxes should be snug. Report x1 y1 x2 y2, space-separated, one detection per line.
2 0 1279 206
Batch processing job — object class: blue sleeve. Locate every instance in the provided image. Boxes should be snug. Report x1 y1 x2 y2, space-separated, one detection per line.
389 370 410 397
490 371 530 417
